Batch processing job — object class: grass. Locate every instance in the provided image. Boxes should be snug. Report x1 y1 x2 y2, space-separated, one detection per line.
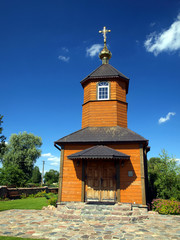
0 237 45 240
0 197 48 211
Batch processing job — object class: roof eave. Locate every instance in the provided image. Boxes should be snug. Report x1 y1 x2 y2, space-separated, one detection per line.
68 156 130 160
81 76 129 94
55 139 148 145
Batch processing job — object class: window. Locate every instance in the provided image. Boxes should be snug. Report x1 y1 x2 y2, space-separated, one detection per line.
98 82 109 100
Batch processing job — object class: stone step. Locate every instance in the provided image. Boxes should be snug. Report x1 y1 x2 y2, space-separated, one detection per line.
59 202 132 211
55 212 149 222
60 209 134 216
56 202 148 223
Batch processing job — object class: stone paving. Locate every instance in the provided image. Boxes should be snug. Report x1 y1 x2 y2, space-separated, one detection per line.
0 203 180 240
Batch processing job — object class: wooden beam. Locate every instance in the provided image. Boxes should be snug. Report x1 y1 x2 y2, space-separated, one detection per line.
143 147 149 204
116 160 120 202
140 144 146 205
57 145 64 205
81 160 85 202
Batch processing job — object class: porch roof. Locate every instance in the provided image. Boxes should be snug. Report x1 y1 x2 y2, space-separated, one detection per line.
68 145 130 160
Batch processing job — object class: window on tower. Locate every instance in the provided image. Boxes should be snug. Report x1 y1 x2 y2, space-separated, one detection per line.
98 82 109 100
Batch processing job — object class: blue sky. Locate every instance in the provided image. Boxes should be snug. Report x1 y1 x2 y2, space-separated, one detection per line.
1 0 180 173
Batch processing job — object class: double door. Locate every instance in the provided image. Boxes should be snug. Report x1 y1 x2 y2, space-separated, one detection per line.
85 160 116 202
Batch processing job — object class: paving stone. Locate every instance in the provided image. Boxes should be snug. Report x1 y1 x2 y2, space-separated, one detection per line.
0 204 180 239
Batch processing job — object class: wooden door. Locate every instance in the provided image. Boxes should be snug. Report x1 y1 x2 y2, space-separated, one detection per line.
85 160 116 202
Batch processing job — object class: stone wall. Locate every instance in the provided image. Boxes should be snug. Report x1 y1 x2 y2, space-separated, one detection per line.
0 186 58 199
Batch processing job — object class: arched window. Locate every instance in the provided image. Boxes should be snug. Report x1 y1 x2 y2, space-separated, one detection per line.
98 82 109 100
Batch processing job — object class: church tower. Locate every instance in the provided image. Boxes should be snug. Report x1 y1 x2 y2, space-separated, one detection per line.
81 27 129 128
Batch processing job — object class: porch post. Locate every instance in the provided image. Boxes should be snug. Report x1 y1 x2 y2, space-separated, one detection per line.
140 144 146 205
81 160 85 202
116 160 120 202
57 145 64 205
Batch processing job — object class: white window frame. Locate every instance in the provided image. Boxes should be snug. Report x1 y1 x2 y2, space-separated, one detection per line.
98 81 109 100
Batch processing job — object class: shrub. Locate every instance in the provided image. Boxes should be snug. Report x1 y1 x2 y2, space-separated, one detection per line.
27 194 35 198
34 190 46 198
48 196 57 207
152 199 180 215
20 193 27 199
45 192 57 200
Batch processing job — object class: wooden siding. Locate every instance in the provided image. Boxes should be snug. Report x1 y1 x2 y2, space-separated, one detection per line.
83 81 97 103
61 145 92 202
82 101 118 128
116 81 126 102
82 79 127 128
82 100 127 128
117 101 128 128
61 143 143 204
108 143 143 204
83 80 126 104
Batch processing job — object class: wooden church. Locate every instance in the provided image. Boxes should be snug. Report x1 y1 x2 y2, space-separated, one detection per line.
54 27 150 206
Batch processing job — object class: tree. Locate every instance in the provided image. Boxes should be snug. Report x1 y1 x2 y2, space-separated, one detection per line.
0 163 26 187
0 132 42 186
148 150 180 201
0 115 6 160
44 169 59 185
31 166 41 184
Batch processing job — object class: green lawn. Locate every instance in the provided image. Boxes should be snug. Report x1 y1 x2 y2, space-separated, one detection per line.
0 197 48 211
0 237 45 240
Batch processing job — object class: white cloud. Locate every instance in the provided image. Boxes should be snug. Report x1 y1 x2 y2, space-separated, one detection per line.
48 157 59 162
41 153 60 166
144 13 180 56
41 153 51 157
50 162 59 166
86 44 103 57
58 55 70 62
158 112 176 124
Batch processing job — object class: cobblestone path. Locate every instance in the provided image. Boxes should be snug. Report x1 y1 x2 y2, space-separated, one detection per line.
0 208 179 239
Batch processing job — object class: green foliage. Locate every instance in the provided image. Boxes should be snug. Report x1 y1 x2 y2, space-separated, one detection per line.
0 197 48 211
48 196 58 206
44 169 59 185
148 150 180 201
152 199 180 215
31 166 41 184
0 132 42 186
20 193 27 199
20 191 58 201
27 194 35 198
19 191 58 209
0 164 26 187
0 115 6 160
34 190 46 198
44 192 57 200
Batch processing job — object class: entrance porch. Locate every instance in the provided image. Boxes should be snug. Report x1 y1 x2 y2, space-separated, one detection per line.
68 145 130 203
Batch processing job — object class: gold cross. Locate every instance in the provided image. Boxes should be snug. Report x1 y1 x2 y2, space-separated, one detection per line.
99 26 111 43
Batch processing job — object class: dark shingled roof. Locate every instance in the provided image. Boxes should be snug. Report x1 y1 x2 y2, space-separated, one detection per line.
68 145 130 160
55 126 148 145
81 64 129 83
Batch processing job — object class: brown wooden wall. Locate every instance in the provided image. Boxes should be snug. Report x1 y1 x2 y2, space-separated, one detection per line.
61 143 143 204
83 79 127 103
61 145 92 202
82 79 128 128
107 143 143 204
